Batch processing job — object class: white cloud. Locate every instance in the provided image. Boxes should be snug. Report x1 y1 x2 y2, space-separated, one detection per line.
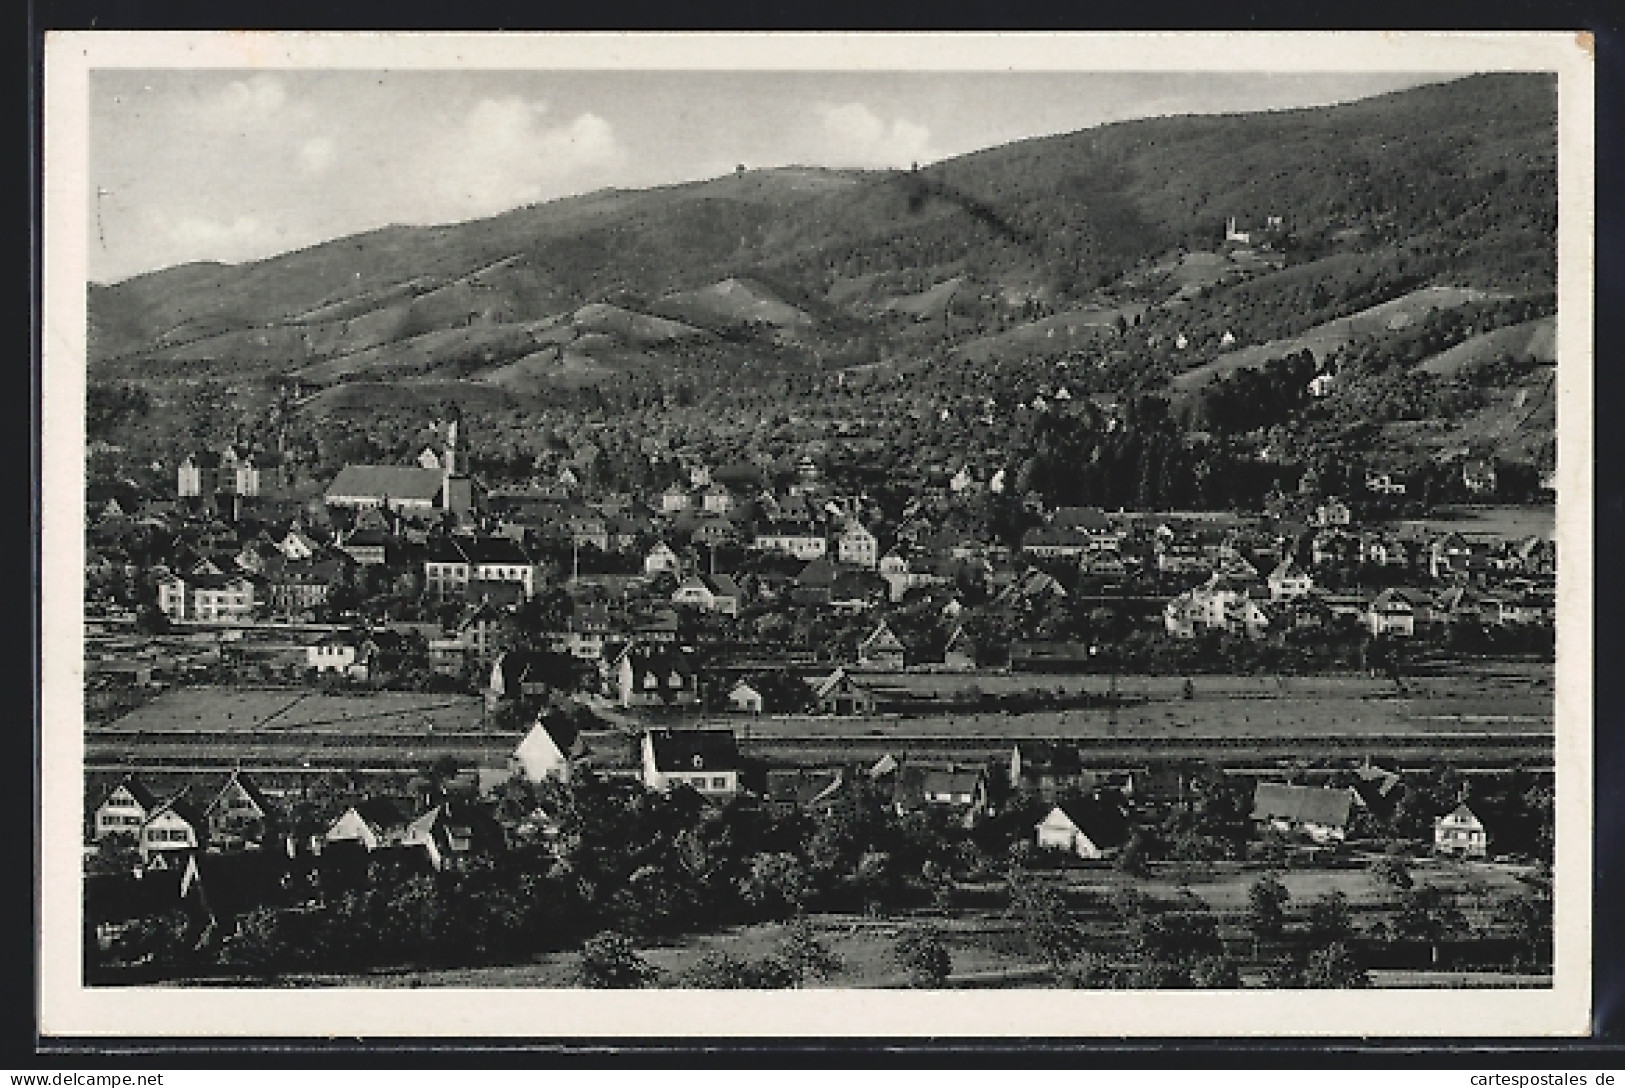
202 74 289 127
298 136 335 176
429 97 625 218
812 101 938 169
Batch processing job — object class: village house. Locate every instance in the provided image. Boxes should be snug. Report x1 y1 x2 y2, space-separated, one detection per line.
338 527 392 566
643 540 682 577
306 634 371 679
1034 796 1133 860
762 768 845 818
727 678 765 714
807 667 879 716
93 775 157 842
641 729 741 798
894 765 990 823
1434 803 1489 859
1312 497 1353 529
485 649 571 710
1266 557 1315 601
753 523 829 561
836 521 879 568
1366 587 1435 638
1009 741 1093 799
401 801 503 871
659 483 692 514
203 769 280 853
138 795 208 862
700 483 736 515
1251 782 1358 844
857 620 907 668
671 573 743 617
608 644 700 708
942 625 978 669
324 798 412 854
511 716 581 784
154 571 259 623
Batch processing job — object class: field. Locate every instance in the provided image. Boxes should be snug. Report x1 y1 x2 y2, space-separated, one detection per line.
97 688 492 735
1378 505 1555 542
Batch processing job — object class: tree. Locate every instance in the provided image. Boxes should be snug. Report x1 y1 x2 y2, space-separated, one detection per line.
576 931 662 989
1008 872 1086 971
1393 885 1469 943
1305 889 1355 945
740 852 809 921
1368 853 1414 892
1303 943 1371 988
773 918 843 987
1493 891 1553 970
893 924 952 988
1246 873 1290 941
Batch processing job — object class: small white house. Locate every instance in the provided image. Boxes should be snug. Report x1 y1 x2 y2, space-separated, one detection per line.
644 541 682 577
511 718 574 784
1035 799 1131 860
1434 803 1489 859
1267 558 1315 601
728 679 765 714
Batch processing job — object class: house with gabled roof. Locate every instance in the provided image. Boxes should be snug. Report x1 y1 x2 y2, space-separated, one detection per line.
1035 796 1132 859
644 540 682 577
943 625 978 669
671 573 743 616
837 520 879 569
93 774 158 842
641 729 741 797
511 715 582 784
1251 782 1358 844
1434 803 1489 859
807 667 878 716
203 769 281 853
608 644 699 708
1266 557 1314 601
138 794 208 861
1009 741 1093 799
402 801 504 871
1367 587 1434 637
324 798 412 853
857 620 906 668
762 768 845 817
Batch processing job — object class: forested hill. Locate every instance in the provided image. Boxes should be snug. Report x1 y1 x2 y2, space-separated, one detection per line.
88 72 1555 389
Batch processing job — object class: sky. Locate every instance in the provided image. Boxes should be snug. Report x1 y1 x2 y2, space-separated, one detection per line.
88 69 1459 284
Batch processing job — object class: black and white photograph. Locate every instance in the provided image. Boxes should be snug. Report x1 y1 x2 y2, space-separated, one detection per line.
39 31 1594 1037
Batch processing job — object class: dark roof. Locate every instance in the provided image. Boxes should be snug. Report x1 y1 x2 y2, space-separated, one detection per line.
461 536 533 565
1051 506 1111 532
796 557 840 587
1251 782 1355 829
206 769 277 819
646 728 741 773
764 768 844 807
1015 741 1085 779
326 465 445 503
1052 796 1132 851
351 797 410 831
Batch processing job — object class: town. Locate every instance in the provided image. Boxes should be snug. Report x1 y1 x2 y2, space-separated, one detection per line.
83 404 1554 989
78 70 1559 990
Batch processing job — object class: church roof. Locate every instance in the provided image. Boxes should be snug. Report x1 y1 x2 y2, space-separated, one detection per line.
326 465 444 503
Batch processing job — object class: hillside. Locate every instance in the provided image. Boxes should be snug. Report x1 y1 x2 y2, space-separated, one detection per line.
86 74 1558 484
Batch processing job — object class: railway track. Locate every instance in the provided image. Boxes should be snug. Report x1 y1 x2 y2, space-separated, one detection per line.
85 726 1553 774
